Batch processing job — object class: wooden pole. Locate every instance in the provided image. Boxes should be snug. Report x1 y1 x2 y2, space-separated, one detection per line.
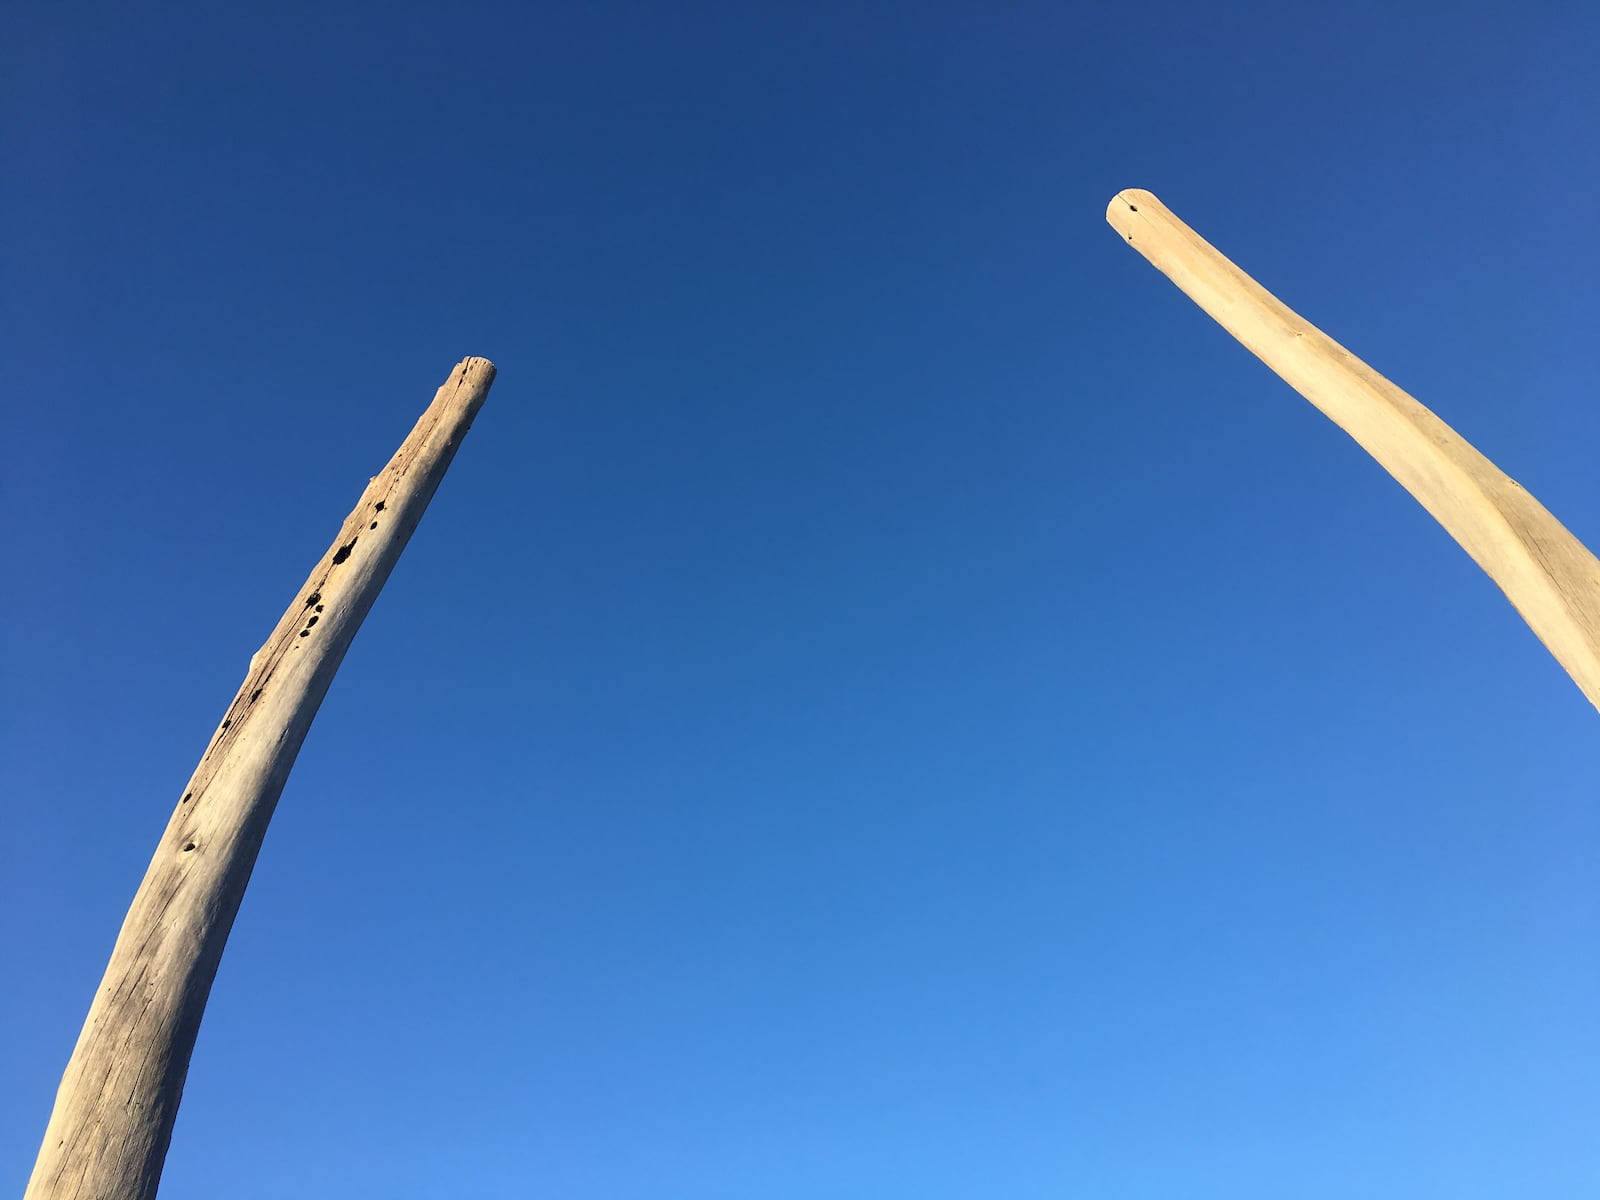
25 357 498 1200
1107 189 1600 711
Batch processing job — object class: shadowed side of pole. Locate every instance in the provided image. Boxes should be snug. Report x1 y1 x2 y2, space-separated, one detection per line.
25 357 498 1200
1108 189 1600 711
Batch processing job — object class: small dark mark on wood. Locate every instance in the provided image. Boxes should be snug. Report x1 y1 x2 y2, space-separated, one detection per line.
221 719 231 730
182 843 196 853
332 538 357 565
1129 204 1138 212
249 689 262 703
370 521 378 529
304 592 321 609
299 630 310 638
374 500 386 512
315 604 324 613
181 792 192 804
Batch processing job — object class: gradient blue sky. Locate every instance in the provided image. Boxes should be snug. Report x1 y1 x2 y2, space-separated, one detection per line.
4 2 1599 1196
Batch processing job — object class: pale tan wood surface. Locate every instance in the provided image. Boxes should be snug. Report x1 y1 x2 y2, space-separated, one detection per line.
1107 189 1600 712
25 358 497 1200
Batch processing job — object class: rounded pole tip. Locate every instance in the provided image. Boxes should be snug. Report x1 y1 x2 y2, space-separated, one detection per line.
1106 188 1160 225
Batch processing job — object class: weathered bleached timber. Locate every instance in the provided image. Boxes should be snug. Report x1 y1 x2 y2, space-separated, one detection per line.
25 357 498 1200
1107 189 1600 712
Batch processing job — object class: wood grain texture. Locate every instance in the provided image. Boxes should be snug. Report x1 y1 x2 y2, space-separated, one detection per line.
1108 188 1600 711
25 357 498 1200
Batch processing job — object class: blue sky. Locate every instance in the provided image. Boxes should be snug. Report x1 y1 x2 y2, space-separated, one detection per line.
4 1 1598 1196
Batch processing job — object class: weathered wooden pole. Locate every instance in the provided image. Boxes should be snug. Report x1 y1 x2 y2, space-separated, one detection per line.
1107 189 1600 711
26 357 498 1200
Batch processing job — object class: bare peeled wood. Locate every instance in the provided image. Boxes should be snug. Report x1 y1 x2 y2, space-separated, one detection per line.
26 357 498 1200
1107 189 1600 711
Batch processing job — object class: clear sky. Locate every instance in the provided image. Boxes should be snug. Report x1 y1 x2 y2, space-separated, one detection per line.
4 2 1598 1196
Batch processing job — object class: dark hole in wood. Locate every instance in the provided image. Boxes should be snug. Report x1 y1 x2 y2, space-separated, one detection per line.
250 689 262 703
332 539 357 565
182 843 196 852
304 591 321 609
374 500 386 512
181 792 192 804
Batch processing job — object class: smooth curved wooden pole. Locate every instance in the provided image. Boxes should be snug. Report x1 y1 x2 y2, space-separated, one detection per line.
26 357 498 1200
1108 189 1600 711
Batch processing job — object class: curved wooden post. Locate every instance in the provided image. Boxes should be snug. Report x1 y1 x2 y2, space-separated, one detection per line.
26 357 498 1200
1108 189 1600 711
